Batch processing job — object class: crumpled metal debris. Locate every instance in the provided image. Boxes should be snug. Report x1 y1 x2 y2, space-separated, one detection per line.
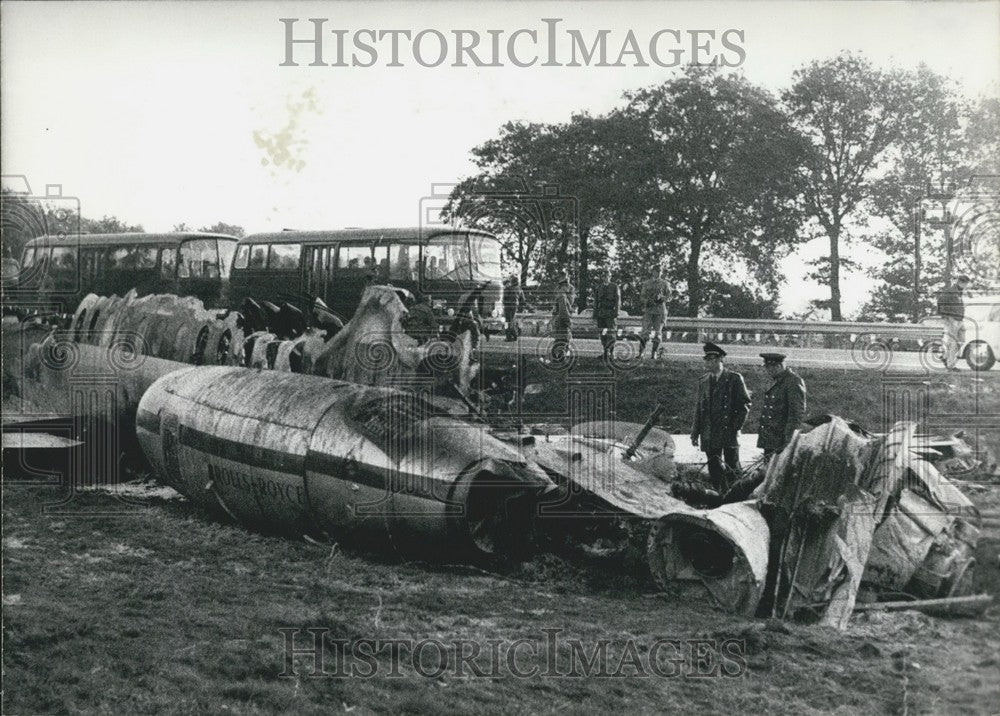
864 457 981 600
738 417 983 628
59 287 483 397
752 417 906 628
912 432 982 477
309 286 422 383
71 289 244 366
309 285 479 393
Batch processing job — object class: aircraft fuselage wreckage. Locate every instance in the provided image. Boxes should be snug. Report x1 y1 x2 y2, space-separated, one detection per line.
3 289 990 627
136 367 553 559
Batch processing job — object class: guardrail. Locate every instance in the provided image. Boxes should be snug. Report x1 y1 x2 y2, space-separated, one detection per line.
512 313 942 343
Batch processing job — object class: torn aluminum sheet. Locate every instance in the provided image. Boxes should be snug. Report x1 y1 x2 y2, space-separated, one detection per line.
513 419 771 618
572 420 677 483
519 422 683 518
304 285 479 396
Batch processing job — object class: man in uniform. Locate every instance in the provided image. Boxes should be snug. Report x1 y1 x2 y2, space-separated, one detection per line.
756 353 807 462
638 264 670 359
592 267 621 361
938 274 971 371
691 342 752 491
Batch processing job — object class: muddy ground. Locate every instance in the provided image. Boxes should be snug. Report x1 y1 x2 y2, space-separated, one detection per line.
4 356 999 714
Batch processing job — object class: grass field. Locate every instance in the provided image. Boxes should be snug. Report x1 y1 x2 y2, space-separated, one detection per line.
4 356 1000 714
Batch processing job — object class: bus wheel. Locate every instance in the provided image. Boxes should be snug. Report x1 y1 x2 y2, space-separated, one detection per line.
965 341 996 371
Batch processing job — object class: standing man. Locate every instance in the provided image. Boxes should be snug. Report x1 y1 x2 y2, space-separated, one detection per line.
550 271 575 362
756 353 807 462
592 267 621 362
638 264 670 359
503 275 530 342
938 274 971 371
691 342 752 491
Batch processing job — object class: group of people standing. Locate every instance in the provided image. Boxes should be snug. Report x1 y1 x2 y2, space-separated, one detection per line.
503 267 808 491
690 342 807 491
504 263 673 363
590 263 673 361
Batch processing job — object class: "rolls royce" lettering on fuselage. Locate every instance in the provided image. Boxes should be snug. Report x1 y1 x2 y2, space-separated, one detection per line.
207 463 305 505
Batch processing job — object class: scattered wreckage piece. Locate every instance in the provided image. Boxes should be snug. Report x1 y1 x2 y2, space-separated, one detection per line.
742 416 987 628
511 419 693 567
754 417 911 629
572 419 677 483
310 285 424 384
4 319 194 430
863 456 982 600
912 432 983 478
646 501 770 617
520 424 682 517
71 290 244 366
135 366 554 560
62 287 481 399
852 593 993 617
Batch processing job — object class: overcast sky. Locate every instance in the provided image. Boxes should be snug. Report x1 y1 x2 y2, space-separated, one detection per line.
2 1 998 315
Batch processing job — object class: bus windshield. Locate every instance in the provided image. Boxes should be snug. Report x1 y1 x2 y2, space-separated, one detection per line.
218 239 237 275
179 238 221 278
423 233 502 283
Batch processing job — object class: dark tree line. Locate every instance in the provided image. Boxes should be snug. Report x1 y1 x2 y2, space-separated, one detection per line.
445 54 999 320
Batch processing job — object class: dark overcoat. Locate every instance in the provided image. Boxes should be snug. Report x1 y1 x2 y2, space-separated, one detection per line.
593 282 620 322
691 369 751 450
756 368 807 452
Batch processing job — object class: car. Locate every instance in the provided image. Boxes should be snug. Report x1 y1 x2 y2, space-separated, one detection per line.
960 294 1000 371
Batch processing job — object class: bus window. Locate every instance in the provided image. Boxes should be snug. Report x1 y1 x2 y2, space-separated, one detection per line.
81 249 101 280
248 244 267 269
218 240 237 275
268 243 301 269
338 244 372 270
422 241 459 279
34 246 51 273
311 245 324 274
389 244 414 281
470 234 502 282
179 239 221 278
373 245 389 280
160 247 177 277
233 244 249 270
110 246 157 270
21 246 36 268
50 247 78 271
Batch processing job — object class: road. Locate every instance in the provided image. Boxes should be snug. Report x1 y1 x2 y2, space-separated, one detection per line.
479 336 985 374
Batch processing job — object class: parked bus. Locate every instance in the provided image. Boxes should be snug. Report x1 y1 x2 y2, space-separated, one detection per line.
228 227 504 324
8 232 239 313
